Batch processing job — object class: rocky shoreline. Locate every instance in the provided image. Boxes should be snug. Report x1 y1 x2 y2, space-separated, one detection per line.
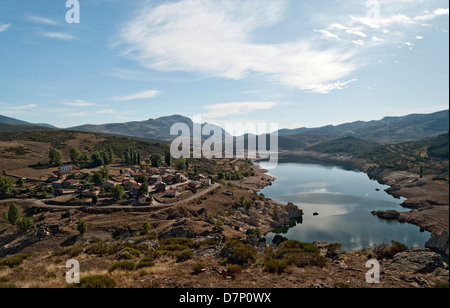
278 151 449 256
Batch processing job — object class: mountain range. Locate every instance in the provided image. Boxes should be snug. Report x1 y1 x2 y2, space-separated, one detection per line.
1 110 448 151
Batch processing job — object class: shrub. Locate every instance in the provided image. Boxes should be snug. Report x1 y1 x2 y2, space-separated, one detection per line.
140 222 151 236
226 264 243 278
225 240 257 266
192 263 206 275
375 241 408 260
264 259 288 274
136 259 155 270
0 254 28 268
6 203 21 225
70 275 116 288
120 247 142 259
77 219 87 235
290 253 327 268
84 241 112 256
17 217 35 232
279 241 320 254
174 249 193 262
109 261 135 272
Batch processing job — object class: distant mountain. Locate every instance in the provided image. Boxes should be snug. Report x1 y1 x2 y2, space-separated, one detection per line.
69 115 231 141
0 114 32 126
0 114 57 131
278 110 449 150
0 123 55 133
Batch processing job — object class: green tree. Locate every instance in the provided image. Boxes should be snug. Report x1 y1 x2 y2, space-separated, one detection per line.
138 179 149 196
140 222 151 236
150 154 163 168
49 148 63 166
175 158 187 171
7 203 21 225
77 219 87 235
70 147 82 164
17 217 34 232
91 152 104 167
92 194 98 205
80 153 90 163
0 176 16 198
165 150 172 166
112 185 124 201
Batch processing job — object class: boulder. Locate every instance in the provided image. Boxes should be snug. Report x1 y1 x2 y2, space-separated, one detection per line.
286 203 303 219
425 230 449 256
385 248 446 274
271 235 288 247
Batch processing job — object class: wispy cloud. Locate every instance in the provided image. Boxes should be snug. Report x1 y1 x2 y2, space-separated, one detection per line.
6 104 37 111
1 104 37 114
62 100 96 107
203 102 277 119
0 24 11 32
117 0 357 94
108 90 161 101
27 15 58 26
40 32 75 41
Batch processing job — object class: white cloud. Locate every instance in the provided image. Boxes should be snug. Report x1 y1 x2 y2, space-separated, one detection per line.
0 24 11 32
27 15 58 25
203 102 277 118
41 32 75 41
6 104 37 111
117 0 357 94
63 100 96 107
108 90 161 101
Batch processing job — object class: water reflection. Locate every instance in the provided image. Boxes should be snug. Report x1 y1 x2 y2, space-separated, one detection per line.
259 161 430 252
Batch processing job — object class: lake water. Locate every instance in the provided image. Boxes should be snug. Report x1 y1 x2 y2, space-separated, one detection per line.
258 158 430 252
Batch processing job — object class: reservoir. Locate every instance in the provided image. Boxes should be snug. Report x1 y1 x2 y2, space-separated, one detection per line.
258 157 430 252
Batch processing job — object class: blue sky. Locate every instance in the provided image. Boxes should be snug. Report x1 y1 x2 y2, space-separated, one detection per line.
0 0 448 130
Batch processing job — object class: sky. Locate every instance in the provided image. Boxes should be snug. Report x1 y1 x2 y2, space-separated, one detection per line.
0 0 449 131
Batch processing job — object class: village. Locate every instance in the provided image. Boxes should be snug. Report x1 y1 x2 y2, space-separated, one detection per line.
47 163 214 207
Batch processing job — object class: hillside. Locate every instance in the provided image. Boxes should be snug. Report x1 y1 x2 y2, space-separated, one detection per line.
0 130 169 180
304 136 380 155
356 132 449 180
70 115 231 141
278 110 449 146
0 115 56 131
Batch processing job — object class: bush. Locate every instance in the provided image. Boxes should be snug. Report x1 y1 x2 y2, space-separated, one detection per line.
225 240 257 266
136 259 155 270
375 241 409 259
70 275 116 288
17 217 35 232
140 222 151 236
120 247 142 259
84 241 112 256
289 252 327 268
226 264 243 279
192 263 206 275
0 254 29 268
279 241 320 254
77 219 87 235
264 259 288 274
6 203 21 225
174 249 193 262
109 261 135 272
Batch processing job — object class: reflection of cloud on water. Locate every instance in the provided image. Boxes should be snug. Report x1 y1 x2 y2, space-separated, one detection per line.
267 209 430 252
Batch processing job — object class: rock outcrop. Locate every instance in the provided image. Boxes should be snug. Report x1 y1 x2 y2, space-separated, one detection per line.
426 230 449 256
385 249 447 276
